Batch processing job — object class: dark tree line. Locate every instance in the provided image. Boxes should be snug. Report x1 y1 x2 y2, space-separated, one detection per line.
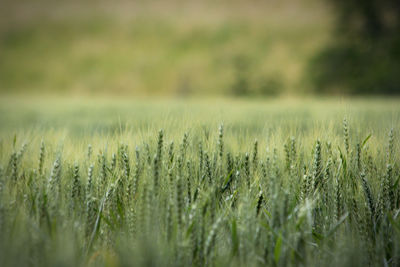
335 0 400 38
310 0 400 94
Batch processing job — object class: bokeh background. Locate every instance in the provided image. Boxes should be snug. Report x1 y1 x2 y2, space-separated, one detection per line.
1 0 399 97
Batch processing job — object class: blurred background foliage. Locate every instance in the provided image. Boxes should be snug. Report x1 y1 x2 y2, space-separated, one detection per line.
310 0 400 95
0 0 398 97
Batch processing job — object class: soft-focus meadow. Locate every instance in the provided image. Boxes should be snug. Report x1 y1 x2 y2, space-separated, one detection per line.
1 0 400 267
0 0 332 96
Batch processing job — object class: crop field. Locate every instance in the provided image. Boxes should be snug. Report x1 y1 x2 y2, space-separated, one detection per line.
0 97 399 266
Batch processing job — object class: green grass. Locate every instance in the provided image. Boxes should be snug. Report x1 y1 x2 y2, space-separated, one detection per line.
0 0 331 96
0 97 399 266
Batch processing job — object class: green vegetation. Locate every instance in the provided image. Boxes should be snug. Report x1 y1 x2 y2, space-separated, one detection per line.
1 0 400 265
310 0 400 94
0 97 399 266
0 0 331 96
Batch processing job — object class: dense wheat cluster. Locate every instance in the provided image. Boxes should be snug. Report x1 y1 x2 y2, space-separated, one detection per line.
0 117 399 266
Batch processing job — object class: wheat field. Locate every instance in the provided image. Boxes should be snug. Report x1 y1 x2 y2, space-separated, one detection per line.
0 97 399 266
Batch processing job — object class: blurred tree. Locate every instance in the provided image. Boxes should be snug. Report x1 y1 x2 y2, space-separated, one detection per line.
231 54 250 96
310 0 400 94
230 54 283 97
256 75 282 96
